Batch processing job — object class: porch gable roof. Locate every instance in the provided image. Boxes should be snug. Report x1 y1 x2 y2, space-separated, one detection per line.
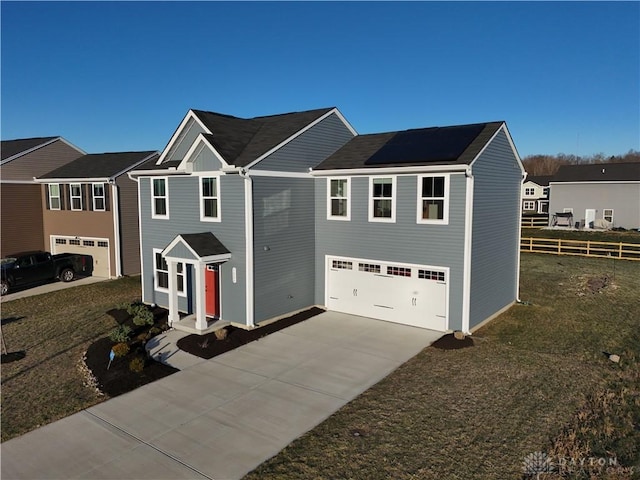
162 232 231 263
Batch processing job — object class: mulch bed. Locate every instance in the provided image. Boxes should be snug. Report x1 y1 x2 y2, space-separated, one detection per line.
430 333 474 350
84 307 178 397
177 307 324 360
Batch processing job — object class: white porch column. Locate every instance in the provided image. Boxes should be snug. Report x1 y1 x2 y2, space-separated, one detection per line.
167 260 179 326
195 262 207 331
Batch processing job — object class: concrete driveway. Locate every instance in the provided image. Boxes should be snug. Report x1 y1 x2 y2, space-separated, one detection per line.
1 276 107 303
1 311 442 480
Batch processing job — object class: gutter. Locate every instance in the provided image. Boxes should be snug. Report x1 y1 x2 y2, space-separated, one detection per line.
310 163 470 176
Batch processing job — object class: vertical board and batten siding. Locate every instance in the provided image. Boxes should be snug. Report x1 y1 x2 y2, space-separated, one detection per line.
165 242 198 260
252 176 316 323
115 175 142 275
469 129 522 329
252 113 355 172
0 184 45 256
192 146 225 172
163 120 207 163
1 140 83 181
139 174 247 322
548 183 640 230
315 173 468 331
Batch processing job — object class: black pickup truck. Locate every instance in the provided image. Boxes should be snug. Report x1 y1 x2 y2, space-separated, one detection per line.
0 251 93 295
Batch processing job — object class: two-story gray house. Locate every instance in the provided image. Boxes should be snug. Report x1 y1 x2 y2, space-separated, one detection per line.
131 107 524 335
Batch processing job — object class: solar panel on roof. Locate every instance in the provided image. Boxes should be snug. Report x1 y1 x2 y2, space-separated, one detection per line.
364 123 485 165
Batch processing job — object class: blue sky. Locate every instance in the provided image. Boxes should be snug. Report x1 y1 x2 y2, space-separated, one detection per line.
1 1 638 158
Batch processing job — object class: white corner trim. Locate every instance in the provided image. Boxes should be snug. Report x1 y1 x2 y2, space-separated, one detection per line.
111 184 122 277
137 177 146 304
243 173 255 328
461 172 474 334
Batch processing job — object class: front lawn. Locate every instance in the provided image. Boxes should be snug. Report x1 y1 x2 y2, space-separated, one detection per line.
0 277 142 442
246 254 640 479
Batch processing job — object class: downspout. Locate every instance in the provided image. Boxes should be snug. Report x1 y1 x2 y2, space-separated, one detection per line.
239 169 255 328
111 180 122 278
461 167 474 334
515 171 528 303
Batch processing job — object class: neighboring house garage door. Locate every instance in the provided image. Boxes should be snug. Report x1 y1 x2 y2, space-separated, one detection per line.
51 236 111 278
326 256 448 331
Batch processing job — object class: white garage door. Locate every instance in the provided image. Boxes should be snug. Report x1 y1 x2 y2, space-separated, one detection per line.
51 236 111 278
326 256 447 331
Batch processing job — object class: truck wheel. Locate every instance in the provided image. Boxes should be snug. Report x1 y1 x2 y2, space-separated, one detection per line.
0 280 8 295
60 268 75 282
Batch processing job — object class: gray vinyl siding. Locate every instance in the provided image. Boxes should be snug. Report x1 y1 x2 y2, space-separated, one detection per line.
469 129 522 329
192 146 225 172
1 140 83 181
315 173 468 331
115 175 141 275
164 120 207 163
252 176 316 323
548 183 640 230
253 113 354 172
139 174 247 323
165 242 198 261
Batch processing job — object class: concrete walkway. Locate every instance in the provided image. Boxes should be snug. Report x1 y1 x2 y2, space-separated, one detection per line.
1 312 442 480
1 276 107 303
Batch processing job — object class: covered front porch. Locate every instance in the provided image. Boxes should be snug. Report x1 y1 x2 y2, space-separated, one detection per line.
161 232 231 335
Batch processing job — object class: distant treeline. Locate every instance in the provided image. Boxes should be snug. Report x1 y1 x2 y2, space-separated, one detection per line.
523 150 640 176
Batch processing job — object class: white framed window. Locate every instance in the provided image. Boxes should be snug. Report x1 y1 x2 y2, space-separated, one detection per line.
92 183 106 211
153 248 185 295
523 200 536 211
152 177 168 218
199 177 220 221
70 183 82 210
417 175 449 224
369 176 396 222
543 187 549 197
524 187 535 196
48 184 61 210
55 238 66 245
332 260 352 270
327 177 350 220
603 209 614 223
83 240 95 247
97 241 108 247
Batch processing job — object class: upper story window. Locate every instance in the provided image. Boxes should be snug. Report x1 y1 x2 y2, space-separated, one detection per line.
328 178 350 220
48 184 61 210
369 177 395 222
543 187 549 197
417 175 449 224
524 187 535 196
70 183 82 210
152 178 168 218
200 177 220 221
92 183 106 211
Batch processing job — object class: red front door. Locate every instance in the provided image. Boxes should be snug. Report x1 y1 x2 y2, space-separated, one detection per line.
205 264 219 317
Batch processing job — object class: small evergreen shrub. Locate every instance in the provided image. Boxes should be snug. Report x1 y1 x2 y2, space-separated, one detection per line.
129 304 154 326
111 342 130 358
129 356 145 373
109 325 132 343
149 327 162 336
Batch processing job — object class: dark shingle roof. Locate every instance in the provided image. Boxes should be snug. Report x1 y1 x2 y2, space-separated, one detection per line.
526 175 553 186
552 162 640 182
181 233 230 257
314 121 504 170
39 151 159 179
191 107 334 167
1 137 59 161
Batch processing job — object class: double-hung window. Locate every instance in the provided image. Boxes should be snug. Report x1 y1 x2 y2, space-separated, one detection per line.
328 178 350 220
70 183 82 210
48 184 61 210
418 175 449 224
369 177 395 222
92 183 106 211
152 178 168 218
200 177 220 221
153 249 185 295
524 187 535 196
603 209 614 223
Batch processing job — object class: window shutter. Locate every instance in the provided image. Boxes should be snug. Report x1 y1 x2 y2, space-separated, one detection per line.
105 184 111 211
45 185 50 210
88 184 94 211
82 184 88 210
61 185 68 210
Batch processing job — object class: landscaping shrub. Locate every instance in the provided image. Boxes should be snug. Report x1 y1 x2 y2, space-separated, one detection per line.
214 327 228 340
128 303 154 326
128 356 145 373
109 325 132 343
149 326 162 336
111 342 130 358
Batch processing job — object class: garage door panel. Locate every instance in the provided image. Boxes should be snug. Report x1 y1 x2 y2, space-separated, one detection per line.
52 237 110 278
326 256 447 331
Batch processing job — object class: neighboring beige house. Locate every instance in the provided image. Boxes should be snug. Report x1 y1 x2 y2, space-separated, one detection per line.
521 175 552 214
0 137 85 257
36 151 159 278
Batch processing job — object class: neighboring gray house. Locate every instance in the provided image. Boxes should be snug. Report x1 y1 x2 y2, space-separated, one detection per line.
131 107 524 335
548 162 640 230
